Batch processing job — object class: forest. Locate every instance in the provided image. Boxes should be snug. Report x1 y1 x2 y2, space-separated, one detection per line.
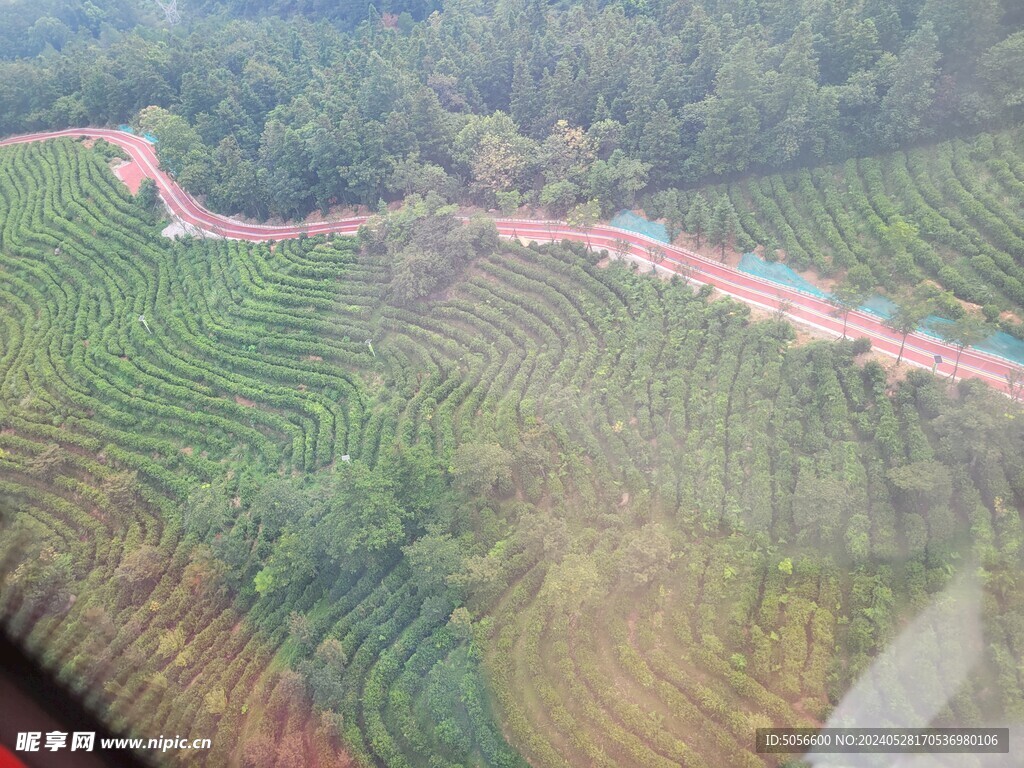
0 0 1022 222
0 137 1023 767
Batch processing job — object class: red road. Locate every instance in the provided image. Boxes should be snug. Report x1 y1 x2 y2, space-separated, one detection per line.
1 128 1019 393
113 158 146 194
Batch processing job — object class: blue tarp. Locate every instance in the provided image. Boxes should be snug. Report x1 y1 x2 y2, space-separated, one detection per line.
741 253 1024 365
117 125 157 143
862 297 951 337
976 330 1024 364
858 294 898 319
918 317 1024 365
737 253 831 298
610 210 669 243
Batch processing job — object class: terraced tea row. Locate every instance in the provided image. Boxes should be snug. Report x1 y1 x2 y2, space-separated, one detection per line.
664 129 1024 322
367 240 1024 767
0 139 374 766
2 138 1023 768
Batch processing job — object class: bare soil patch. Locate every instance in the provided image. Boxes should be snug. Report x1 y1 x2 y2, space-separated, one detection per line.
790 326 821 346
745 303 829 346
161 218 222 240
877 356 913 388
1001 309 1022 324
795 265 838 292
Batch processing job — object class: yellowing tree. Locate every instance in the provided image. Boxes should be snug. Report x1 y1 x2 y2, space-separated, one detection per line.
540 119 596 186
454 111 538 199
203 686 228 716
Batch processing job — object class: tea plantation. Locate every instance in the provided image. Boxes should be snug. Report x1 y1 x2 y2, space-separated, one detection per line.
2 138 1023 767
651 128 1024 331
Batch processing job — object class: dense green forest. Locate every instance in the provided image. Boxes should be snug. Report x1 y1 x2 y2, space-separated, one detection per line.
1 0 1022 220
2 138 1024 767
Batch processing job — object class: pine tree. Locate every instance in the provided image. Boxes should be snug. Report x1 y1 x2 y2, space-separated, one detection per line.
638 99 683 187
685 193 712 248
709 195 740 259
696 40 765 174
541 58 577 133
876 23 941 148
510 55 543 138
765 20 833 164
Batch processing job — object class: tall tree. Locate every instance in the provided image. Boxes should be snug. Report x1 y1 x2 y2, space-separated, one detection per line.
540 57 579 131
451 442 513 497
979 31 1024 116
509 54 543 137
709 195 740 260
764 21 836 165
885 298 933 364
136 105 208 180
875 23 941 148
685 193 712 248
638 100 684 188
815 3 882 84
586 150 648 215
567 199 601 249
539 119 596 187
211 136 262 217
919 0 1000 64
695 39 765 175
258 119 314 219
829 282 868 339
938 315 988 381
454 111 538 202
539 180 580 218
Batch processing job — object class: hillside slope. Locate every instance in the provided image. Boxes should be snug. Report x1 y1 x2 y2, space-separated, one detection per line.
1 139 1023 767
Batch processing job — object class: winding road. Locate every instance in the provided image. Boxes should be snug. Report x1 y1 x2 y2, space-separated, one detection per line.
1 127 1020 394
